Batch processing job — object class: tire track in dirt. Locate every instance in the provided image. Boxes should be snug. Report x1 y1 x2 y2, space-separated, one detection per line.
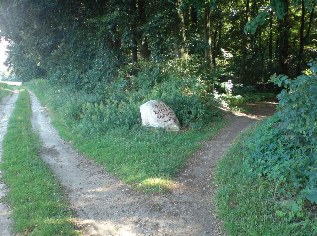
0 92 19 236
30 91 276 236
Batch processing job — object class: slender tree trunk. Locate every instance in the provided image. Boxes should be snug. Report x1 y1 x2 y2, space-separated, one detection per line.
212 22 218 67
190 6 198 28
181 5 189 55
217 19 222 55
278 0 289 75
239 0 250 83
304 7 315 42
138 0 150 59
259 29 265 83
297 0 306 74
269 10 273 61
204 2 211 68
130 0 138 64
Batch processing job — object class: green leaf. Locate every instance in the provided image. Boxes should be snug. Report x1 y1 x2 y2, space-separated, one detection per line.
306 190 317 204
244 11 269 34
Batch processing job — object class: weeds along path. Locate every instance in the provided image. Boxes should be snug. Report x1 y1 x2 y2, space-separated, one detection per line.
30 90 276 236
0 92 19 236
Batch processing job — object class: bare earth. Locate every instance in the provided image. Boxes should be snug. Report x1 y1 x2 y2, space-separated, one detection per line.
29 91 276 236
0 93 19 236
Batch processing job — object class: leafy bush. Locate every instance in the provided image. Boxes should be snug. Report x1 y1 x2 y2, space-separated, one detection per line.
243 61 317 223
216 127 317 235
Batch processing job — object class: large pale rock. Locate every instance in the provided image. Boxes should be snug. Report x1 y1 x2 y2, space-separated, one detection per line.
140 100 180 131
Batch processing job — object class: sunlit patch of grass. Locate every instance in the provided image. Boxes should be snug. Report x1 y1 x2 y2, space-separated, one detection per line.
138 178 176 193
1 89 78 235
71 124 224 192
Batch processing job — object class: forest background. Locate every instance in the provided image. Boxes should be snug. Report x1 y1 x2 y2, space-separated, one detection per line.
0 0 316 88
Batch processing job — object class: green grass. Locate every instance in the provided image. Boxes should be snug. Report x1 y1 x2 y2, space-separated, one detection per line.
70 124 224 192
1 89 77 235
215 126 317 236
26 79 225 192
0 82 13 99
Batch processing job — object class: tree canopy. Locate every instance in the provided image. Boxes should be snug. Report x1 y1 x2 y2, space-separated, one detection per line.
0 0 316 87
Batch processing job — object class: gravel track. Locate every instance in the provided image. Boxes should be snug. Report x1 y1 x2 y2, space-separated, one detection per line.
0 93 19 236
30 91 276 236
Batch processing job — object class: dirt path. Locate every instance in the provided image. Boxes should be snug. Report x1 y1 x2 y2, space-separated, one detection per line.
30 91 276 236
0 93 19 236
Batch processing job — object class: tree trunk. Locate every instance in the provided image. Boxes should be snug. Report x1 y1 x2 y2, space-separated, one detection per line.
130 0 138 64
204 2 211 69
277 0 289 75
269 10 273 61
138 0 150 59
217 19 222 55
239 0 250 83
181 4 189 55
212 23 218 67
304 7 315 42
190 6 198 28
297 0 306 74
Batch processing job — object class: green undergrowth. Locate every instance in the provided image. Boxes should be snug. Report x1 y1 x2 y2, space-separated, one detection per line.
26 79 224 192
215 126 317 236
1 89 77 235
216 62 317 235
0 82 12 99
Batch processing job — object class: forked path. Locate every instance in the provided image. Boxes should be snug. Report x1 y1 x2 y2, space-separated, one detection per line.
30 91 276 236
0 93 19 236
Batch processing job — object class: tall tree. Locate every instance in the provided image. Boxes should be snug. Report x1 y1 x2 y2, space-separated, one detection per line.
240 0 250 82
204 1 211 68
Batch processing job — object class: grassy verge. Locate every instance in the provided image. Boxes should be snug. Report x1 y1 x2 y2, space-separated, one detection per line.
215 126 317 236
1 89 77 235
0 82 13 99
26 80 225 192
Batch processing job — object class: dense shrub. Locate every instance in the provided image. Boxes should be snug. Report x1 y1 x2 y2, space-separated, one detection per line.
243 61 317 223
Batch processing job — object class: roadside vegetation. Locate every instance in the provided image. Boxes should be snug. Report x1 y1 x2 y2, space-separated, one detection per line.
26 61 225 192
0 82 12 99
1 90 77 235
216 62 317 235
0 0 316 233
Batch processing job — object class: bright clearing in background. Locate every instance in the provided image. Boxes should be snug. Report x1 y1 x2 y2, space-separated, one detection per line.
0 39 8 72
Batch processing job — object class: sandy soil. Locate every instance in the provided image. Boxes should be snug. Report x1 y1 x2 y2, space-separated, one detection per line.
30 91 276 236
0 93 19 236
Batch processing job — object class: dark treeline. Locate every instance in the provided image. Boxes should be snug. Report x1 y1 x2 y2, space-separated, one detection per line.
0 0 316 89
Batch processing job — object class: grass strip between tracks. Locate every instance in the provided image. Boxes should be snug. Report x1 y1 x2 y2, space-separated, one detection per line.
26 79 225 192
1 89 77 235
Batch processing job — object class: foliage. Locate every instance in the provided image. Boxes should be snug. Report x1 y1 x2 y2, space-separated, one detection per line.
243 62 317 223
26 79 224 192
0 82 11 99
27 58 221 134
1 0 316 87
1 90 77 235
215 129 317 236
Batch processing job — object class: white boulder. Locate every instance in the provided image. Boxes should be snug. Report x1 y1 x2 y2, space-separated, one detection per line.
139 100 180 131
